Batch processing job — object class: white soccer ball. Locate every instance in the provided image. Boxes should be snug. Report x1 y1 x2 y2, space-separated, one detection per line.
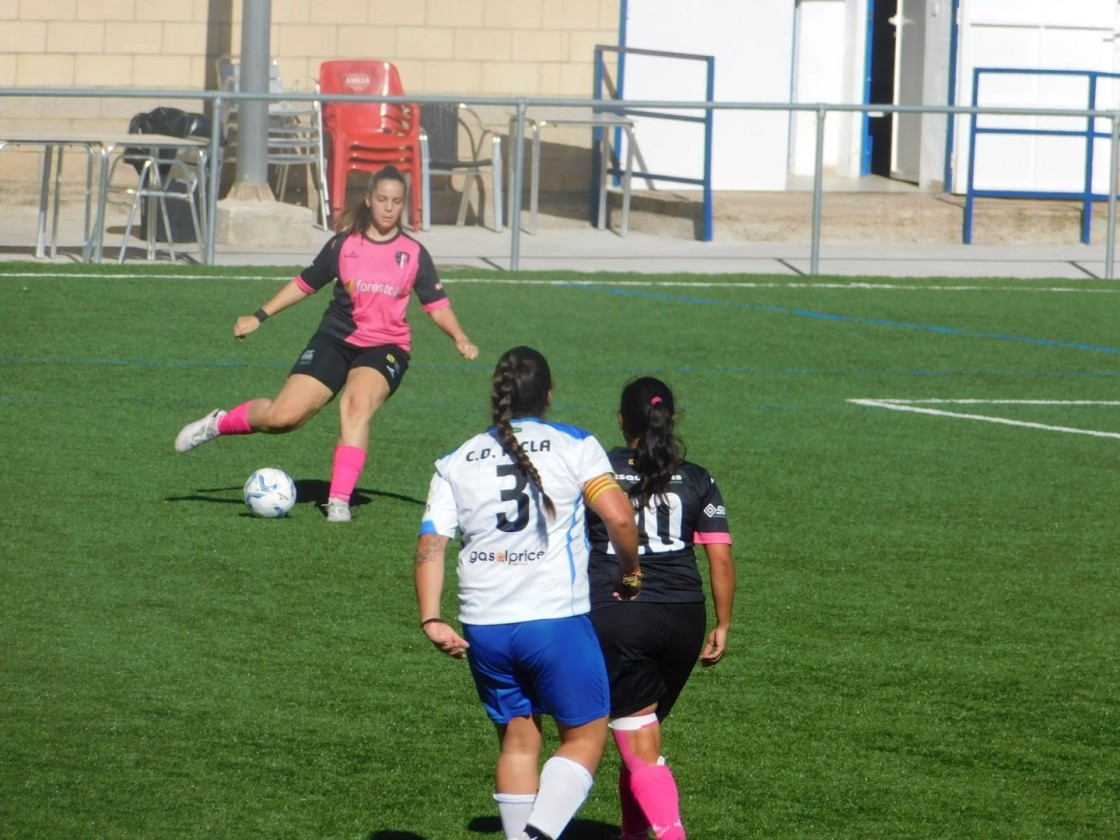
243 467 297 518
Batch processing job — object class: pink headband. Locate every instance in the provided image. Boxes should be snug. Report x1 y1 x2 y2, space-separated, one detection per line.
650 396 663 406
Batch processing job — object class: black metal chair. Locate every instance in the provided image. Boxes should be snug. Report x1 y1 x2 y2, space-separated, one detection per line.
419 102 503 231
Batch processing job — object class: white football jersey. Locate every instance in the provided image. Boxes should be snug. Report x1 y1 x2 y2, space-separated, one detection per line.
421 417 613 625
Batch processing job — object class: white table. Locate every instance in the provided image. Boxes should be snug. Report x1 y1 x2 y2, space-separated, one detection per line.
0 132 210 262
508 109 635 236
0 133 101 260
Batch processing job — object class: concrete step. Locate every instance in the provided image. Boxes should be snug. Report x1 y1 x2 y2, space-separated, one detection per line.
6 177 1117 251
596 189 1114 245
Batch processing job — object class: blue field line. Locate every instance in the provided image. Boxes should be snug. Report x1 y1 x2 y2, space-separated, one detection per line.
0 358 495 372
2 358 1117 385
568 284 1120 355
0 357 289 369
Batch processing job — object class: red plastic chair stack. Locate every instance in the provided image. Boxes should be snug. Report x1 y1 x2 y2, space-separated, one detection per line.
318 60 422 228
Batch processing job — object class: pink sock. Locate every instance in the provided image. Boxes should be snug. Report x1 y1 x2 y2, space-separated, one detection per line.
328 445 366 503
619 765 650 840
631 764 684 840
216 401 253 436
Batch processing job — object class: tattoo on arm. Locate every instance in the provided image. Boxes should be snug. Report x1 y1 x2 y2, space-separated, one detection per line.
415 534 449 566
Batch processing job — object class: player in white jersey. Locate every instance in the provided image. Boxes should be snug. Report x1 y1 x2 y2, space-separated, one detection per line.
415 346 641 840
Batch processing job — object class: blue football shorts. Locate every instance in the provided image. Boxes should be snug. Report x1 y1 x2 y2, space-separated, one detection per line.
464 614 609 727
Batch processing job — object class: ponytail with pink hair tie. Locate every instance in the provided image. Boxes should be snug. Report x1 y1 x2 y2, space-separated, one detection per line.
650 396 663 406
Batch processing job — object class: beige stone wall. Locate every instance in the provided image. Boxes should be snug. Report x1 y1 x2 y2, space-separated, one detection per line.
0 0 618 93
0 0 621 192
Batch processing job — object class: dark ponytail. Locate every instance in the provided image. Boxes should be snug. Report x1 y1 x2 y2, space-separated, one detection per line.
619 377 682 509
490 346 556 518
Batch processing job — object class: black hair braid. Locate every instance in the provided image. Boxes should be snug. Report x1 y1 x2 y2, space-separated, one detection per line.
491 350 556 518
620 377 682 509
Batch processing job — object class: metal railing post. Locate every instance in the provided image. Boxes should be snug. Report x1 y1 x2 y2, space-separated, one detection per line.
810 105 826 276
205 94 223 265
509 99 527 272
1107 112 1119 280
234 0 271 190
701 57 715 242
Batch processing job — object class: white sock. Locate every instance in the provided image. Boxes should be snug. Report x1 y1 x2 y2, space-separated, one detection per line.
494 791 536 840
524 756 594 839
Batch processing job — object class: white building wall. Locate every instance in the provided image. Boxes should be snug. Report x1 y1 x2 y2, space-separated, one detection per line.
623 0 873 190
622 0 795 190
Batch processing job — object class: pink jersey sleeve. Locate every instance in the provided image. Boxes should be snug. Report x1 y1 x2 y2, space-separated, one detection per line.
694 531 733 545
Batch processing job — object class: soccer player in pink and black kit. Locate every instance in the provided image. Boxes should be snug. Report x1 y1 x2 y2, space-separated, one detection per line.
587 376 737 840
174 165 478 522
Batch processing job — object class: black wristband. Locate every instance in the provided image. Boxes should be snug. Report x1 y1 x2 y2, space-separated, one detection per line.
420 617 446 629
253 308 269 323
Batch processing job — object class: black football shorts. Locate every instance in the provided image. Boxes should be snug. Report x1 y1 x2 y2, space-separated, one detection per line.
291 332 410 396
590 601 706 720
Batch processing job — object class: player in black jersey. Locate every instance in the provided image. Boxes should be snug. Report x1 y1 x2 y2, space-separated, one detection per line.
587 377 736 840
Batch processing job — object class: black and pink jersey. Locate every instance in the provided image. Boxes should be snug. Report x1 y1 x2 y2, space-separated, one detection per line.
295 230 450 351
587 447 732 606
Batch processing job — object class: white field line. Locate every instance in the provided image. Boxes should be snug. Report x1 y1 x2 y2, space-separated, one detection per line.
848 399 1120 440
415 279 1119 293
2 272 1119 293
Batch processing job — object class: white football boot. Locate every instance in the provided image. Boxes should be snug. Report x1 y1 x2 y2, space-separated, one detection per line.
324 498 352 523
174 408 226 453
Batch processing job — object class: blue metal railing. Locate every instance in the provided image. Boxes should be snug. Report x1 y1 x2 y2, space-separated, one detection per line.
965 67 1119 244
592 45 715 241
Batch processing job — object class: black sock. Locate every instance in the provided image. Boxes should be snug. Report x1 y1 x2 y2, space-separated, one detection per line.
522 825 554 840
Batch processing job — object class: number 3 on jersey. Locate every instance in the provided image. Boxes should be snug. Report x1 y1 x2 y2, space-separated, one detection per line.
495 463 530 532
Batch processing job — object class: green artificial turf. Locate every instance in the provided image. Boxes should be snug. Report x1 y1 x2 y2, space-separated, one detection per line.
1 263 1117 838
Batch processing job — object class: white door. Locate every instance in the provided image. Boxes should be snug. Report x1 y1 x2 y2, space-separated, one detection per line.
790 0 870 180
891 0 926 181
951 0 1117 193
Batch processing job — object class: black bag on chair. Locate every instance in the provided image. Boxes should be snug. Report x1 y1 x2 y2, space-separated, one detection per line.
127 107 212 242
